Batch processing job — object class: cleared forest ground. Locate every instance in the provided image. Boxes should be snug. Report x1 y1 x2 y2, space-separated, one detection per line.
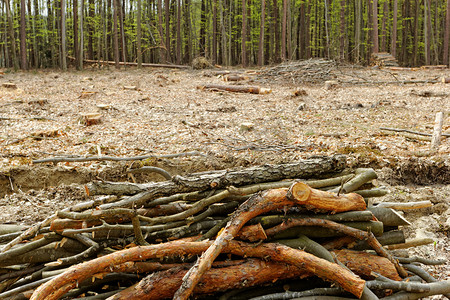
0 63 449 298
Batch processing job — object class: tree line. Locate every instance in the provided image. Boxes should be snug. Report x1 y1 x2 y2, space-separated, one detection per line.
1 0 449 70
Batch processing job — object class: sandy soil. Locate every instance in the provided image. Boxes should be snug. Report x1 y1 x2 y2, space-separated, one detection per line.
0 62 449 298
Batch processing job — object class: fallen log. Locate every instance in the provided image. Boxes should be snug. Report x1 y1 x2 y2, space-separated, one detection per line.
197 84 272 94
107 259 309 300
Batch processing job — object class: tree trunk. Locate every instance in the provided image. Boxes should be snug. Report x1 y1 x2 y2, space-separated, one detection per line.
381 0 388 51
241 0 247 66
281 0 286 60
257 0 265 66
273 0 279 62
176 0 182 64
88 0 94 59
339 0 345 60
119 0 126 63
79 0 84 70
73 0 79 70
112 0 120 68
137 0 142 67
286 0 291 59
60 0 67 70
20 0 27 69
5 0 19 70
424 0 430 65
391 0 397 58
444 0 450 65
211 0 217 64
372 0 379 53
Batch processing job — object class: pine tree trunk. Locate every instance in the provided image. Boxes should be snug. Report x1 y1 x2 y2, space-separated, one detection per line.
158 0 164 62
32 0 38 68
372 0 379 53
176 0 181 64
137 0 142 67
391 0 397 58
19 0 27 69
257 0 265 66
444 0 450 65
79 0 84 70
339 0 345 60
5 0 19 70
281 0 286 60
113 0 120 68
381 0 388 52
424 0 430 64
73 0 79 70
119 0 127 63
241 0 247 66
88 0 94 59
60 0 67 70
164 0 170 61
212 0 217 64
286 0 291 59
273 0 279 62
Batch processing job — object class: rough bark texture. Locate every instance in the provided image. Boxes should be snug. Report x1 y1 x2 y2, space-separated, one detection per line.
333 249 402 281
107 259 309 299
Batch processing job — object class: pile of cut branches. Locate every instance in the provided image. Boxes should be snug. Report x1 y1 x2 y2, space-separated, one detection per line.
0 155 449 300
256 58 337 84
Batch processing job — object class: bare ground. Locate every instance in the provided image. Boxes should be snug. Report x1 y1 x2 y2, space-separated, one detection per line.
0 63 449 298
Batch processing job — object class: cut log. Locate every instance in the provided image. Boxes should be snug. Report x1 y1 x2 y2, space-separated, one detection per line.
2 82 17 89
289 182 367 213
79 113 102 126
333 249 402 281
442 77 450 83
106 259 309 300
367 207 411 226
223 74 251 81
197 84 272 94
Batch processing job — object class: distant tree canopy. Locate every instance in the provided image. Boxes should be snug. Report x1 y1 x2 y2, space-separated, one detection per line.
0 0 449 70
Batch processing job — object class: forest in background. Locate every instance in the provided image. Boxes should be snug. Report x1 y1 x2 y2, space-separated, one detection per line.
0 0 449 70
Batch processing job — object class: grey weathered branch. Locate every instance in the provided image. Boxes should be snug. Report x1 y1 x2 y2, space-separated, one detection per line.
32 151 205 164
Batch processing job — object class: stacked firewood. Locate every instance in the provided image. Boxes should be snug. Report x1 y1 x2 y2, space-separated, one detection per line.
370 53 399 67
0 155 448 300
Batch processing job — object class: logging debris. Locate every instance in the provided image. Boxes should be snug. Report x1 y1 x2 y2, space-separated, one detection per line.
0 156 448 300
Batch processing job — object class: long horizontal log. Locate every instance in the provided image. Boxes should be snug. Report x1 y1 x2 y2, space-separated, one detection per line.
30 240 365 300
197 84 272 94
367 207 411 226
90 156 346 207
107 259 310 300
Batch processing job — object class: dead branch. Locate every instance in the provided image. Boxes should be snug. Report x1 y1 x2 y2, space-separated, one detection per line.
32 151 205 164
197 84 272 94
380 127 450 138
375 201 432 210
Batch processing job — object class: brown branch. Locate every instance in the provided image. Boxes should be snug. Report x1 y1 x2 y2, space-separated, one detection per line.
32 151 205 164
